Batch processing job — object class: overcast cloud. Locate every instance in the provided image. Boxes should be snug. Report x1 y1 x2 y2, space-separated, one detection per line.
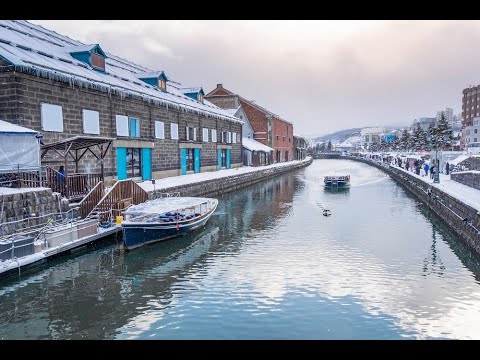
31 20 480 137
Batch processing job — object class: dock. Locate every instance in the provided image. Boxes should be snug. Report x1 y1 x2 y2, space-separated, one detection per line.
0 223 121 279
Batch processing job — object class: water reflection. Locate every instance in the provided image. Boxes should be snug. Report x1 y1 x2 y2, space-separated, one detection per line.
2 161 480 339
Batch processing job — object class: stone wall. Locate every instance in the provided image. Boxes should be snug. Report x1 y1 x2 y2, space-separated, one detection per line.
148 158 313 199
451 171 480 190
343 156 480 253
458 156 480 171
0 189 62 236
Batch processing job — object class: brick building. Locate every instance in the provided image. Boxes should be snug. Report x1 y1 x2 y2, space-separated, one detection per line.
293 135 307 160
205 84 294 163
0 21 242 183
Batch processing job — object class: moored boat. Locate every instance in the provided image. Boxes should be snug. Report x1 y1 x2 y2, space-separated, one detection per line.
324 175 350 188
121 196 218 250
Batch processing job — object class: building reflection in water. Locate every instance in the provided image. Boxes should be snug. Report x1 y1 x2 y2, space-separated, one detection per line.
0 171 300 339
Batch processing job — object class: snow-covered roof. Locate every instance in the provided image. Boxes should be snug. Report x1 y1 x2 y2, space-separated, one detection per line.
134 71 166 79
242 137 274 152
63 44 105 56
0 119 38 134
181 87 204 94
0 21 242 124
224 108 239 116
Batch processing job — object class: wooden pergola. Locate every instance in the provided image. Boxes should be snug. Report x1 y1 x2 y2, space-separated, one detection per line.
41 136 114 179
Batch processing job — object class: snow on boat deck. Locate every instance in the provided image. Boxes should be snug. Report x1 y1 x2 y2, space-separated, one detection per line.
125 197 214 215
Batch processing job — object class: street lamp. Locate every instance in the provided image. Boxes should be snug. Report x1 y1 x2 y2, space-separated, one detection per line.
433 149 440 183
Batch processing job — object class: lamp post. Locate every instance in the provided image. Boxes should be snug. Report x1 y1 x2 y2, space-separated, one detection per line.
433 149 440 183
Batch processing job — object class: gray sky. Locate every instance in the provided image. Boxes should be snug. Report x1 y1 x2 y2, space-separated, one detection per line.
31 20 480 137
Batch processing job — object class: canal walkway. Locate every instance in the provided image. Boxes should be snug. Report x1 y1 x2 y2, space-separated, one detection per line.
393 165 480 211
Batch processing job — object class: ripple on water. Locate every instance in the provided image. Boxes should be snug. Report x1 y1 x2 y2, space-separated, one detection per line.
1 160 480 339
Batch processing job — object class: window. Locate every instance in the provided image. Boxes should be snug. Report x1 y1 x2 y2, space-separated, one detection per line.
129 118 140 138
158 79 166 90
186 126 197 141
155 121 165 139
232 132 237 144
283 136 285 141
186 148 195 172
221 149 227 168
126 148 142 178
289 138 291 142
475 129 478 133
91 53 105 72
222 131 228 143
211 129 217 143
276 135 279 140
82 109 100 134
227 131 232 143
41 103 63 132
171 123 179 140
475 138 478 142
198 93 203 102
203 128 209 142
116 115 129 136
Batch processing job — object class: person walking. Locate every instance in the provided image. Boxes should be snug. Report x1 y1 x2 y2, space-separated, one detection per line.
423 163 429 177
430 164 435 179
445 162 450 175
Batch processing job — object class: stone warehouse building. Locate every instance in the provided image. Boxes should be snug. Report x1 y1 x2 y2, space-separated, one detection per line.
205 84 294 164
0 21 242 182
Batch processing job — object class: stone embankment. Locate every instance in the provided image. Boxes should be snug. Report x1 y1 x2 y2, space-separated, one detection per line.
342 156 480 253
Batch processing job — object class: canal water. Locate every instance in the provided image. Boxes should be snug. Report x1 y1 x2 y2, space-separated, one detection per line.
1 159 480 339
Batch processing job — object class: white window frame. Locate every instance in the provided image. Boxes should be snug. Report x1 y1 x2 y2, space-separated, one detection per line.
171 123 179 140
227 131 232 143
41 103 63 132
203 128 209 142
155 121 165 139
232 132 237 144
116 115 129 137
186 126 196 141
82 109 100 135
211 129 217 143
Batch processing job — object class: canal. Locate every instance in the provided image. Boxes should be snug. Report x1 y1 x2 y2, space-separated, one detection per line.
1 159 480 339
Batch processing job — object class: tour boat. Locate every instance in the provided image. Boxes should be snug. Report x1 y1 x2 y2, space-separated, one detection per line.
324 175 350 188
121 196 219 250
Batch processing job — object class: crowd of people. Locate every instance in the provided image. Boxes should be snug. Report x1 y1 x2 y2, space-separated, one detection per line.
393 156 451 178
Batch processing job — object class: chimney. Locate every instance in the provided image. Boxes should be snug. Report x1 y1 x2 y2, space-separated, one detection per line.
217 84 223 89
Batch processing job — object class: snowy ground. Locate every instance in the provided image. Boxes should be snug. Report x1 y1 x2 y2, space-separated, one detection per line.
139 157 311 192
0 187 50 195
393 165 480 212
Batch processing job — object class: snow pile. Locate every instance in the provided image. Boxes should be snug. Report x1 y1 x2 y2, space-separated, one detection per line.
0 120 38 134
140 158 311 192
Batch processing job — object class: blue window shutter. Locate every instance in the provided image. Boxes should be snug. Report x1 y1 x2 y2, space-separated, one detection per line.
226 149 231 169
129 118 136 137
141 148 151 180
217 149 222 170
136 119 140 138
194 148 200 173
117 147 127 180
180 148 187 175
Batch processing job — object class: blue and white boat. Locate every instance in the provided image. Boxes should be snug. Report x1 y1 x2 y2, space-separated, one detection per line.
324 175 350 188
121 196 218 250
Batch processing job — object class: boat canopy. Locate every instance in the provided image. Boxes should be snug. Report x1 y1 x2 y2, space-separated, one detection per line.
125 197 213 216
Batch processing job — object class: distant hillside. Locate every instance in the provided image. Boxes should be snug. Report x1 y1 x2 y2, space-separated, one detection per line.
314 125 405 143
314 128 362 143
